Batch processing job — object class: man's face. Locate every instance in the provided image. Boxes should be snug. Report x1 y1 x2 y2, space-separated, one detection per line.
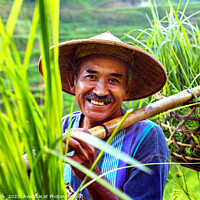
73 55 133 128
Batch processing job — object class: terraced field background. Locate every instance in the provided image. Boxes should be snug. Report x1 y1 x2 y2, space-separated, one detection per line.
1 0 200 114
1 1 200 199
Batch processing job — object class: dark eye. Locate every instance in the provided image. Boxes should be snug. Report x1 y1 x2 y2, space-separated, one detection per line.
86 75 96 79
109 78 119 83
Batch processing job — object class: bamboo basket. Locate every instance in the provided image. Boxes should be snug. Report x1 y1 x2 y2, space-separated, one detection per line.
157 101 200 171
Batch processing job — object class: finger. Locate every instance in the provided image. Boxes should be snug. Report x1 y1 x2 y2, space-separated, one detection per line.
67 137 89 161
62 142 72 154
63 129 95 160
70 130 95 152
73 128 91 134
68 154 84 164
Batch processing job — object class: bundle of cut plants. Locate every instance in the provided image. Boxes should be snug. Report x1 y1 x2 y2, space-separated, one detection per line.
157 101 200 171
89 86 200 171
129 0 200 171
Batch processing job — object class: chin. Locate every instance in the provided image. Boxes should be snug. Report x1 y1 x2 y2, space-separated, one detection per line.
87 113 110 125
89 115 107 123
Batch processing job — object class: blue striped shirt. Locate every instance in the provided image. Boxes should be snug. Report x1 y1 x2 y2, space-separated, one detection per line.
62 111 170 200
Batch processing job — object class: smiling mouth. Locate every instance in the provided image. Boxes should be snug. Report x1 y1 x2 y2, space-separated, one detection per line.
85 93 114 106
88 99 110 106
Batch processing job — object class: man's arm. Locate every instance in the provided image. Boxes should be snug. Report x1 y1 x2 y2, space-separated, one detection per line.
123 156 169 200
86 174 121 200
123 125 170 200
63 128 121 200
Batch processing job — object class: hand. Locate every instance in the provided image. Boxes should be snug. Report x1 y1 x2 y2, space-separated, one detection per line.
63 128 99 181
63 129 121 200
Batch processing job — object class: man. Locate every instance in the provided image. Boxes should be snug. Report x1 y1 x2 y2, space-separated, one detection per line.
39 31 170 200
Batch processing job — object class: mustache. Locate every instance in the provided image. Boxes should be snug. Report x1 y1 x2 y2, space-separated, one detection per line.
85 93 114 103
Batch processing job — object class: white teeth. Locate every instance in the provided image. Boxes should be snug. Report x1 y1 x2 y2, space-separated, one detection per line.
91 100 105 106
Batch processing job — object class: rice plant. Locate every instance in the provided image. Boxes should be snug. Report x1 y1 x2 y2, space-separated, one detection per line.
124 0 200 95
0 0 66 198
123 0 200 199
0 1 150 199
1 0 199 199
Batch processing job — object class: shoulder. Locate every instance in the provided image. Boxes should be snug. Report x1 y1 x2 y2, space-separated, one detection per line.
132 119 160 129
128 119 169 162
137 122 169 162
127 119 163 141
122 109 160 132
137 120 166 145
62 111 81 121
62 111 81 132
128 119 164 138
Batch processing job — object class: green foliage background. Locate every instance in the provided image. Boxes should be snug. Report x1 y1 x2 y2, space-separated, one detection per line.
0 0 200 199
1 0 200 115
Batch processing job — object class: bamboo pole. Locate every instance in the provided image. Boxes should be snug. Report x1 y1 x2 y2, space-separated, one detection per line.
89 86 200 139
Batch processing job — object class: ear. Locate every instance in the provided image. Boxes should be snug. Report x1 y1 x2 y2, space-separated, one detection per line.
67 71 75 93
123 80 135 100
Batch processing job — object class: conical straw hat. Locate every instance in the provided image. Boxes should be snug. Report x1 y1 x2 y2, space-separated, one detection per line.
38 31 167 101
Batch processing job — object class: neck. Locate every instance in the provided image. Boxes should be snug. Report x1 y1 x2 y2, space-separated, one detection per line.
80 108 123 129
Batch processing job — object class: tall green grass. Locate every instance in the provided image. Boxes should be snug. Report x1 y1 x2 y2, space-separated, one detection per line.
1 0 199 199
0 0 66 198
123 0 200 199
124 0 200 95
164 165 200 200
0 1 150 199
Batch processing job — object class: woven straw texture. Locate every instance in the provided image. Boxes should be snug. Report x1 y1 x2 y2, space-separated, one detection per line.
158 102 200 171
39 34 167 101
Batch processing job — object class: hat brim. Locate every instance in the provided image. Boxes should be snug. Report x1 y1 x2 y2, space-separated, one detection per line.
38 38 167 101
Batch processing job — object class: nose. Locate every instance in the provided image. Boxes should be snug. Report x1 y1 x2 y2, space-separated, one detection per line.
93 79 109 96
